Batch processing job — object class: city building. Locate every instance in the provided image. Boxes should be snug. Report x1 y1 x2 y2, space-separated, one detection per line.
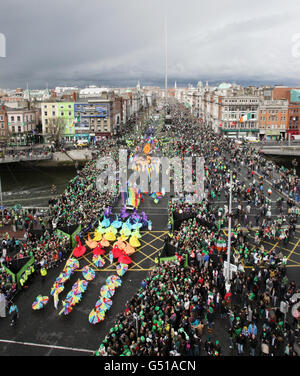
258 100 288 140
74 91 122 142
0 105 8 144
41 100 75 144
6 107 38 146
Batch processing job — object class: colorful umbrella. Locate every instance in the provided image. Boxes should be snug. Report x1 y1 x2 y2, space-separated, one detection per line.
113 240 126 250
124 242 136 256
131 221 142 230
112 245 124 259
106 225 118 235
55 270 71 284
100 238 110 248
118 254 132 265
131 229 142 238
89 309 103 324
97 222 107 234
101 297 113 311
124 219 134 230
116 263 128 276
95 298 104 310
65 258 80 270
85 234 98 249
59 302 73 316
129 235 141 248
66 293 82 307
32 295 49 310
82 266 96 281
73 236 87 258
93 254 105 268
92 244 106 255
93 229 102 242
100 285 115 298
72 279 88 293
104 231 116 242
106 275 122 288
101 216 110 228
111 216 123 229
120 206 129 220
50 283 64 296
117 234 129 242
89 309 105 325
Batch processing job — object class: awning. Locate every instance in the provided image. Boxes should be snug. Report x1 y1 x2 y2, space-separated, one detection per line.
221 129 259 132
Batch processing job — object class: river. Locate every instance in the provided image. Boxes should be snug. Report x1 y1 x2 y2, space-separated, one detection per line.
0 163 77 208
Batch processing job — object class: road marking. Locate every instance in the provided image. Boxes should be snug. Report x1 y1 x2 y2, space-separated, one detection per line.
286 238 300 262
0 339 94 353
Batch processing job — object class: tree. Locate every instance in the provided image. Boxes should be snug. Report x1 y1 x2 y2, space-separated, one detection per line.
47 117 65 147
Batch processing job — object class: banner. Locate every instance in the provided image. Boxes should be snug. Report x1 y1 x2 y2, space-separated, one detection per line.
56 229 71 241
16 256 35 288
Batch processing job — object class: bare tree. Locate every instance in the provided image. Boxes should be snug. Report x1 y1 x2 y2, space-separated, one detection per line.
47 117 65 147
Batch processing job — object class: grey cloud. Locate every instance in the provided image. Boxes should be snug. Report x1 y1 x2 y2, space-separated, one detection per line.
0 0 300 88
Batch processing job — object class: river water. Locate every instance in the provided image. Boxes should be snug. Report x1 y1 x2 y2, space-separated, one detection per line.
0 154 299 209
0 163 77 208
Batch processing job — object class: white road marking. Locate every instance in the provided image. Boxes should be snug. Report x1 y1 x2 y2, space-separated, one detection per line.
0 339 94 353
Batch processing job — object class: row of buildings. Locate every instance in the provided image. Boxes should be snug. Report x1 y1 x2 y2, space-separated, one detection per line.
0 82 159 146
174 82 300 140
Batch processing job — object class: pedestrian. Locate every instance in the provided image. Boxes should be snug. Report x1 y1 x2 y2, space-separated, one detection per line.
249 334 257 356
9 303 19 326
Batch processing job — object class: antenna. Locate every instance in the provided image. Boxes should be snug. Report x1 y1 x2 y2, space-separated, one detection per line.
164 15 168 109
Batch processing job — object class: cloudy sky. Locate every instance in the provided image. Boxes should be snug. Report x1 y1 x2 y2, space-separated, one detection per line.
1 0 300 89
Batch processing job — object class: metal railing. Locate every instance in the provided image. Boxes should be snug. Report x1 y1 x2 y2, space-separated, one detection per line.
0 154 52 163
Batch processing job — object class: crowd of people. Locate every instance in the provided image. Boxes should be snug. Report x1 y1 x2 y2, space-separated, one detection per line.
0 101 299 355
0 117 148 304
96 102 300 356
1 147 52 160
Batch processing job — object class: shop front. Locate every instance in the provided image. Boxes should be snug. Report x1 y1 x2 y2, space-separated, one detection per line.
265 129 281 141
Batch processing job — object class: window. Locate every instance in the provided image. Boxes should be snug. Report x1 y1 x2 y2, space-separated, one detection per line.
44 112 47 116
12 126 15 132
53 112 56 116
18 126 21 132
11 116 14 121
69 112 72 116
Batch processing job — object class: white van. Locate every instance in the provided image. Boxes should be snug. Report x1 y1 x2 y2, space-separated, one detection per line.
244 136 259 143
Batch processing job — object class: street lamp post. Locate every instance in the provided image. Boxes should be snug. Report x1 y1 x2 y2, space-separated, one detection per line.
226 171 233 282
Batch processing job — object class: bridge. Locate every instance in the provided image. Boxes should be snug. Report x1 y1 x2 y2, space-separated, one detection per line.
258 145 300 157
0 153 52 164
